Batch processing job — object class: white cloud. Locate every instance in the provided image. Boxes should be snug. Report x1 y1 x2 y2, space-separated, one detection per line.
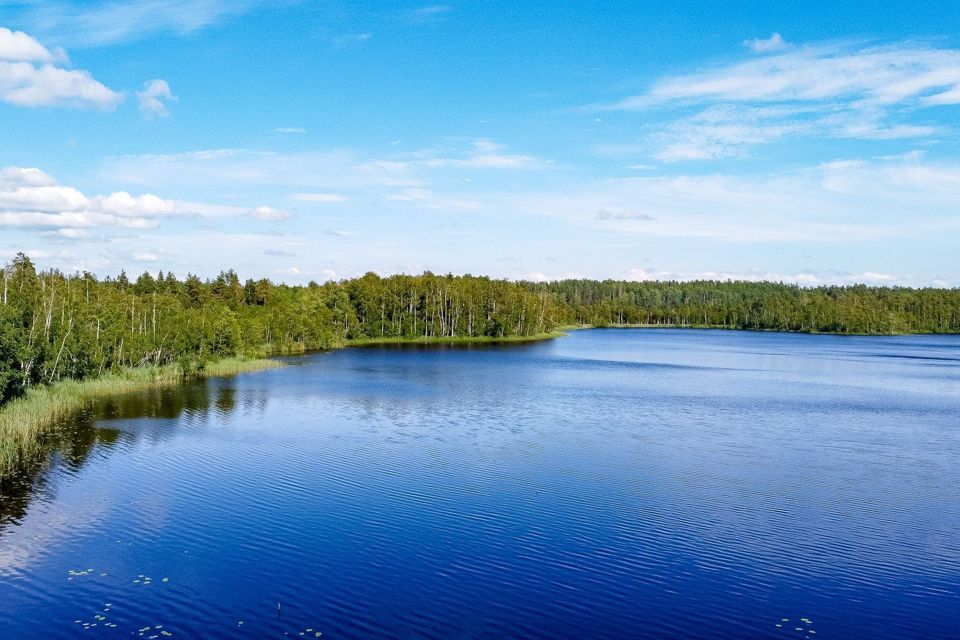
275 266 302 275
422 140 547 170
272 127 306 134
96 192 177 217
45 228 92 239
14 0 268 47
0 27 122 108
333 33 372 45
0 166 58 188
595 209 655 221
502 155 960 243
743 33 789 53
601 40 960 159
0 26 55 62
249 206 290 220
406 5 452 24
101 140 549 191
0 60 123 108
0 165 181 234
136 79 175 117
629 43 960 107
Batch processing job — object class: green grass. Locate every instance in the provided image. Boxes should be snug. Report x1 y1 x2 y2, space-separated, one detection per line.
0 357 282 478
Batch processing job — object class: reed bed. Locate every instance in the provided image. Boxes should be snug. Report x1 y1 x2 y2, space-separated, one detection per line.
0 357 282 478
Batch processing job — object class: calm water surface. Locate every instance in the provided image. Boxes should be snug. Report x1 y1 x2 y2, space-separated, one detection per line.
1 329 959 638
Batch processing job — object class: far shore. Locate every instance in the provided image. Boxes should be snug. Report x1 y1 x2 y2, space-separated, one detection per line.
342 330 571 347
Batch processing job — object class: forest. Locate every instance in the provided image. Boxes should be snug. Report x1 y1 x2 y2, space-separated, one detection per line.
540 279 960 335
2 252 959 409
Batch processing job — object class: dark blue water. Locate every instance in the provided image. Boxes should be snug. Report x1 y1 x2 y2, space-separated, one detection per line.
1 329 959 638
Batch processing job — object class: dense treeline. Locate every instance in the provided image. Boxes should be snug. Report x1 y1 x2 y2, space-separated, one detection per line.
0 254 560 406
2 254 959 409
537 279 960 334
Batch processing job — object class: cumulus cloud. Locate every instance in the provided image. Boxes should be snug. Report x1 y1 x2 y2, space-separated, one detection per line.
0 26 57 62
51 228 92 239
0 166 58 187
0 165 179 234
136 79 175 117
249 206 290 220
96 192 177 217
0 26 122 109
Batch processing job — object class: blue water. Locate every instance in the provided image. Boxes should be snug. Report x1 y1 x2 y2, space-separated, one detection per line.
1 329 959 638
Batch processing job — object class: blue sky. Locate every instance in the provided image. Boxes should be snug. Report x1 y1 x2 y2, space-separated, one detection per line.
1 1 959 286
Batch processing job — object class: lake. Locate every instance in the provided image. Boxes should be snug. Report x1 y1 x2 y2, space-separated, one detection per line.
1 329 958 638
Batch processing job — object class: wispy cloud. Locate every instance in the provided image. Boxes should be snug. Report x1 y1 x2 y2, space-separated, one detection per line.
405 5 452 24
101 140 550 191
386 188 481 211
248 206 290 221
501 155 960 243
12 0 274 47
136 78 175 117
332 32 372 46
743 33 789 53
600 40 960 160
595 209 656 221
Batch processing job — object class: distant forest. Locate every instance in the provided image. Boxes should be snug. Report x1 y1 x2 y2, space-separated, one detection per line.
541 279 960 334
2 252 958 405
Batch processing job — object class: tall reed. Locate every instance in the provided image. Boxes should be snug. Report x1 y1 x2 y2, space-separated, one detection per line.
0 358 282 478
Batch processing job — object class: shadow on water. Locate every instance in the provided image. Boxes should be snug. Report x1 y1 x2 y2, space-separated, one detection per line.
0 379 238 532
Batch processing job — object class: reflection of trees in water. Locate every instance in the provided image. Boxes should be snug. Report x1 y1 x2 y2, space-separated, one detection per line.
0 379 253 531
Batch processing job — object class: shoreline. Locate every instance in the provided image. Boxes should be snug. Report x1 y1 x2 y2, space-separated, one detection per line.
575 323 953 337
0 333 569 479
0 357 283 479
340 330 569 348
1 321 949 478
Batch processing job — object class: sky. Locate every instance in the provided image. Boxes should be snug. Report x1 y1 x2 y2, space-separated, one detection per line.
0 1 959 286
